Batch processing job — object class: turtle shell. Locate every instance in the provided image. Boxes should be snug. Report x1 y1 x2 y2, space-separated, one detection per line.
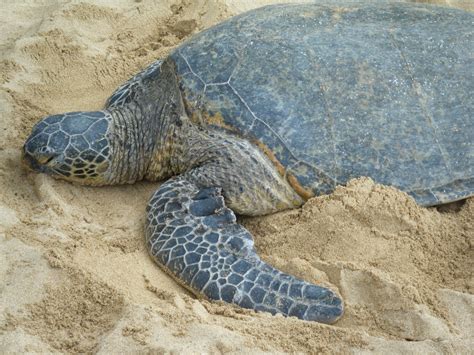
169 3 473 206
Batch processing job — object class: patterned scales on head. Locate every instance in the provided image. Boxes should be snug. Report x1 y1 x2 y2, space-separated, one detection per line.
23 3 473 324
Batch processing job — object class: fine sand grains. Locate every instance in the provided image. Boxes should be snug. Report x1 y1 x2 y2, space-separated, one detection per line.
1 0 472 353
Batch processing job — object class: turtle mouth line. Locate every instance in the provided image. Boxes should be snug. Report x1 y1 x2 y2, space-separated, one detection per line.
43 155 55 165
22 150 51 174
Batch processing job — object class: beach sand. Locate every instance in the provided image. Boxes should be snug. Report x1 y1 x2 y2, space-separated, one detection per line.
1 0 472 353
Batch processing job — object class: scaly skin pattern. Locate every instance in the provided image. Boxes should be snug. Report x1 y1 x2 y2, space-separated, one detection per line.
22 3 474 325
146 176 343 323
23 57 343 323
21 102 341 322
22 111 112 185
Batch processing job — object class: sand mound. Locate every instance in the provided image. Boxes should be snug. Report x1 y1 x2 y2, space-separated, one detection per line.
1 0 472 353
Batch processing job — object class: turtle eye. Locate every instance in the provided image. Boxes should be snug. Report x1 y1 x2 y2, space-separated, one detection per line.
35 147 57 165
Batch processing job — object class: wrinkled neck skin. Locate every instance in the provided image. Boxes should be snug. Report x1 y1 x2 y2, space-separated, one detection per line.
105 58 184 184
106 102 179 184
104 58 302 217
168 121 304 216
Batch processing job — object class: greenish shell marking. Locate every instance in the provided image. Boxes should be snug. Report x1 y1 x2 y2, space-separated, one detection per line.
173 3 474 205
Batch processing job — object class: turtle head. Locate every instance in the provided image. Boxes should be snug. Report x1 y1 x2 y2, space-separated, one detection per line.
23 59 181 186
23 111 113 185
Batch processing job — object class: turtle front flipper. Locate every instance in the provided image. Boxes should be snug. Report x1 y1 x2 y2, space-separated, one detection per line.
146 176 343 324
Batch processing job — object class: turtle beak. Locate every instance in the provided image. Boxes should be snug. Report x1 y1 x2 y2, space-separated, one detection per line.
22 142 55 174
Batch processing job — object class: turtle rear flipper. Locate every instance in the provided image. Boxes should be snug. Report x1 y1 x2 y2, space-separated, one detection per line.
146 176 343 324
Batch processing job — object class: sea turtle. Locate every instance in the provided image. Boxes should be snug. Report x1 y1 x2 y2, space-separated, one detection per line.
23 3 473 324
